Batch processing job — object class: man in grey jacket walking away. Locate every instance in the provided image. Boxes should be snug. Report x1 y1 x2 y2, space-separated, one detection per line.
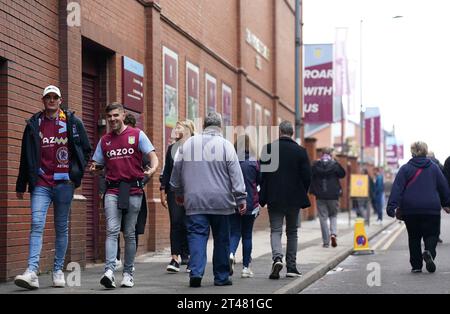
170 112 247 288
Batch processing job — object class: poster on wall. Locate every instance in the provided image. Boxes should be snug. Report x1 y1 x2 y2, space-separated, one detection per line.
186 62 199 123
163 47 178 152
304 44 334 123
205 73 217 115
222 83 232 127
122 56 144 113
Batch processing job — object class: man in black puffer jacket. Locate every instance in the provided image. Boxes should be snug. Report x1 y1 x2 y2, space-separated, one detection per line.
310 148 346 248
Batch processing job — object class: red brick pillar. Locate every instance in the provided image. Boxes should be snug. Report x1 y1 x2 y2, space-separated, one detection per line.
336 155 349 211
0 61 8 281
145 2 169 251
304 137 317 220
59 0 82 114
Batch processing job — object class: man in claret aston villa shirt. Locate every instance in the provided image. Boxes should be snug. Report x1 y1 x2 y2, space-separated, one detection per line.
15 85 92 290
91 102 158 289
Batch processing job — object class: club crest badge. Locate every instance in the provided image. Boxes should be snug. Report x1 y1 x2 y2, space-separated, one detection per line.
128 136 136 145
56 147 69 164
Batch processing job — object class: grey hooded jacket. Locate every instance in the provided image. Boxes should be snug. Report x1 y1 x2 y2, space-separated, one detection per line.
169 127 247 215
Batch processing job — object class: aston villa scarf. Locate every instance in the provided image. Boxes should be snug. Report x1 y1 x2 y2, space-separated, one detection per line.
39 110 70 181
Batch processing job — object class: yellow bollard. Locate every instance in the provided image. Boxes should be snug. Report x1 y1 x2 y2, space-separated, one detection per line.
352 218 374 255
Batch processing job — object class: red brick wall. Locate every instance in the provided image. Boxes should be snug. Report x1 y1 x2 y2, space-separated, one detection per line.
241 0 275 94
159 0 238 67
276 0 295 109
0 0 302 278
0 0 61 280
0 60 8 279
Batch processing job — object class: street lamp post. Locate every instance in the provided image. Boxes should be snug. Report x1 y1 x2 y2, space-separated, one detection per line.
360 19 364 171
359 16 403 170
295 0 302 144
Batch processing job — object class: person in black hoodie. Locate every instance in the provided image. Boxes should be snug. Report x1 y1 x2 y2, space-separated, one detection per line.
387 141 450 273
310 148 346 248
14 85 91 290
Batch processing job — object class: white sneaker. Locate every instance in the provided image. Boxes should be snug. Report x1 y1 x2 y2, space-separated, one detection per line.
120 272 134 288
229 253 235 276
241 267 254 278
100 269 116 289
14 269 39 290
114 259 123 271
52 270 65 288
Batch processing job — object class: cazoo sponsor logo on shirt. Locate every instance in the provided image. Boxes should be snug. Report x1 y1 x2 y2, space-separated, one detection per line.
42 137 68 145
106 148 135 158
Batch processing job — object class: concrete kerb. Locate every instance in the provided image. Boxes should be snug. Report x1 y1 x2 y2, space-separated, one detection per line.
274 219 398 294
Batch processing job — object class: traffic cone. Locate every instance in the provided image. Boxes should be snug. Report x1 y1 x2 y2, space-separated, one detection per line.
352 218 374 255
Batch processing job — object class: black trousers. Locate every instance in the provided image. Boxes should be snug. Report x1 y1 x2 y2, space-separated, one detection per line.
403 214 440 270
167 191 189 258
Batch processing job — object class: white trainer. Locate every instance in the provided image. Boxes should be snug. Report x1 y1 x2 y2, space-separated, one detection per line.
229 253 235 276
120 272 134 288
100 269 116 289
114 259 123 271
14 269 39 290
52 270 65 288
241 267 254 278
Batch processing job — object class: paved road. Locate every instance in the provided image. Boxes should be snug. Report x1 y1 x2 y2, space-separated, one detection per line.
0 212 392 294
302 213 450 294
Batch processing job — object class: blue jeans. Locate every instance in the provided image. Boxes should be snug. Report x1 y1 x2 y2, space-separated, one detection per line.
104 194 142 274
28 183 74 272
229 213 256 267
374 200 383 221
186 214 230 285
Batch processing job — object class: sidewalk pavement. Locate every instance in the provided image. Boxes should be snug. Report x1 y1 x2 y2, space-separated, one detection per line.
0 211 395 294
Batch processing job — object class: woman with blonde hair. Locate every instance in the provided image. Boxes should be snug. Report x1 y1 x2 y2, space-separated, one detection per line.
387 141 450 273
160 120 195 272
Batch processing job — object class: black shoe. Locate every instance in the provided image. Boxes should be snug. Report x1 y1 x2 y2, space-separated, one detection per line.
423 251 436 273
269 258 283 279
214 279 233 286
411 268 422 273
181 258 189 266
189 277 202 288
286 267 302 278
331 235 337 248
166 259 180 273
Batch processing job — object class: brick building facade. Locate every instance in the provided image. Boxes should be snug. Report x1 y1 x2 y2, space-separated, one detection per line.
0 0 301 281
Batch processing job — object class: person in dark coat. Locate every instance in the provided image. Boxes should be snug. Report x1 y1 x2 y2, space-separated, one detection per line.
372 167 385 224
387 141 450 273
428 151 444 243
229 134 261 278
14 85 92 290
259 121 311 279
310 148 346 248
160 120 195 273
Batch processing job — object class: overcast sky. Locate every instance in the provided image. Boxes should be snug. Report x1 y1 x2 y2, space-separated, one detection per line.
303 0 450 164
